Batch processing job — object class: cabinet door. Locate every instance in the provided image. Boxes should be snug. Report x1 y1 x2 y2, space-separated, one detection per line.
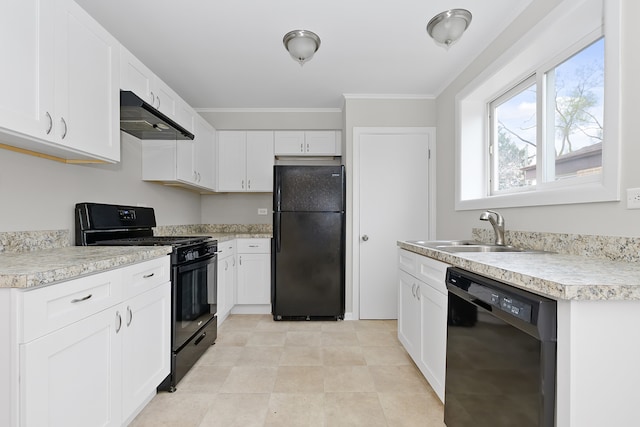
305 131 339 155
418 282 447 403
274 131 305 155
151 77 177 119
397 270 420 360
121 282 171 422
236 253 270 304
246 131 274 192
0 0 54 139
20 307 122 427
54 0 120 162
217 131 247 191
193 116 216 190
120 46 154 105
176 139 196 184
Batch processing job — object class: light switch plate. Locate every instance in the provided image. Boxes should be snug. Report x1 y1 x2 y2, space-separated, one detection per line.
258 208 268 215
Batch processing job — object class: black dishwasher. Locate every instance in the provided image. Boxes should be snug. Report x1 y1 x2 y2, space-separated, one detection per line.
445 267 557 427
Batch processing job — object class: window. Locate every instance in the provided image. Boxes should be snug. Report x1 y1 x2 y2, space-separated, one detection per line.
456 0 619 210
489 38 604 195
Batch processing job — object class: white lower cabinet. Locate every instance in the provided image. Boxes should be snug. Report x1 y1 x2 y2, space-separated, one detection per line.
4 256 171 427
20 302 123 427
235 239 271 307
397 249 449 402
216 239 236 325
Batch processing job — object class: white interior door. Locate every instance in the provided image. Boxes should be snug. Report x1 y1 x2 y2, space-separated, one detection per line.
356 128 432 319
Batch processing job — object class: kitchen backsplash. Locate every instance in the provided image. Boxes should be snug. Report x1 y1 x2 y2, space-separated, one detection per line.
0 230 70 253
473 228 640 263
155 224 272 235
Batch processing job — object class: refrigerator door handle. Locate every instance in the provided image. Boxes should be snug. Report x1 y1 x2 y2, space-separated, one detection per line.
275 212 282 253
274 167 282 211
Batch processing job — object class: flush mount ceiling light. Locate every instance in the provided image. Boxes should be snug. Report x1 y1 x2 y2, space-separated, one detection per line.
283 30 321 66
427 9 472 49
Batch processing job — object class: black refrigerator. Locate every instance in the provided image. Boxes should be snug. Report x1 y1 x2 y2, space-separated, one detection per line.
271 165 346 321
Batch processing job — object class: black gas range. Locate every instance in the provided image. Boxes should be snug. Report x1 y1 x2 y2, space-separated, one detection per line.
75 202 217 392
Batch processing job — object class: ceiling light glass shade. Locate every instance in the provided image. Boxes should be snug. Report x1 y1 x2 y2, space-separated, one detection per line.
283 30 321 66
427 9 472 49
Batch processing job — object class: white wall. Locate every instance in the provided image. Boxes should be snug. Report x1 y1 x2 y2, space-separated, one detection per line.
0 132 201 237
201 193 272 224
435 0 640 239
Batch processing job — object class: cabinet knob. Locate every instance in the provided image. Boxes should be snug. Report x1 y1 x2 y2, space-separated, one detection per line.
361 235 369 242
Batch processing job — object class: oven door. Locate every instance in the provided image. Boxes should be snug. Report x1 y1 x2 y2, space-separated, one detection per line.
173 254 217 350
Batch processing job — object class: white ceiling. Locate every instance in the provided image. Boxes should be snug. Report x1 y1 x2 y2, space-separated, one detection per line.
74 0 532 109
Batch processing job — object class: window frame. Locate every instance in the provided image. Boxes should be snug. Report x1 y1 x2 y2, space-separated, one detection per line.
454 0 620 211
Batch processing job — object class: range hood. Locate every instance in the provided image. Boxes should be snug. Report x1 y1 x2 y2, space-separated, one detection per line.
120 91 194 140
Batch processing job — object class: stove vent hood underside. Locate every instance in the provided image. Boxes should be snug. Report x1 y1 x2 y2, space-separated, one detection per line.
120 91 194 140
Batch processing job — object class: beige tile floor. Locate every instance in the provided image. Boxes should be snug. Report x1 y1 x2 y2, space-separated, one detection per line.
131 314 445 427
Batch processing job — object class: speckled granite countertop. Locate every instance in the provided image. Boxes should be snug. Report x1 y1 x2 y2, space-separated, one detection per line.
0 246 171 289
398 240 640 301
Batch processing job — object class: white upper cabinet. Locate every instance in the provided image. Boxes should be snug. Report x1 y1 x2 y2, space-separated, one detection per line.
217 131 274 192
0 0 120 163
141 113 215 193
120 46 191 132
274 130 341 156
54 0 120 162
193 115 216 190
0 0 54 142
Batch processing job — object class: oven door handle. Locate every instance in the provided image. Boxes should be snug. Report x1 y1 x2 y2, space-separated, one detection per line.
175 254 216 273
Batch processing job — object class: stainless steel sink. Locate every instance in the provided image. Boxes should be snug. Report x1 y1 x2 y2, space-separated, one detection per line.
436 244 525 253
405 240 547 254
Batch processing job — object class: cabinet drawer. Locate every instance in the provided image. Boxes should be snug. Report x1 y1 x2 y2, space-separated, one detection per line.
217 240 236 258
122 256 170 299
237 238 270 253
21 269 123 343
398 249 417 275
415 255 449 294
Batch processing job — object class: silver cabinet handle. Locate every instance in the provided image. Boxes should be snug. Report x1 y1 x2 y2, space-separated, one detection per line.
300 143 304 153
71 294 92 303
115 311 122 333
248 179 251 189
232 257 236 267
239 255 242 266
126 306 133 327
241 180 245 189
45 112 53 135
416 285 421 300
143 272 155 279
248 244 259 248
225 260 229 271
60 117 67 139
150 91 155 105
306 143 310 152
156 96 161 109
362 235 369 241
411 283 416 298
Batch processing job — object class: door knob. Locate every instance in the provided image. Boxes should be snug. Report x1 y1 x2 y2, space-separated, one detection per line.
362 235 369 241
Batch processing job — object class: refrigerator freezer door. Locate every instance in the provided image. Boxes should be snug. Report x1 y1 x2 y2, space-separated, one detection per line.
274 165 345 212
272 211 345 319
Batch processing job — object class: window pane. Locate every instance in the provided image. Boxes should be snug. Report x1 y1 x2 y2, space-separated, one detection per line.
549 38 604 181
492 81 537 192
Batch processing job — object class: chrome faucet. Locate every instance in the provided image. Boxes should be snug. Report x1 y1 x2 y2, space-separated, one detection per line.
479 210 505 246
